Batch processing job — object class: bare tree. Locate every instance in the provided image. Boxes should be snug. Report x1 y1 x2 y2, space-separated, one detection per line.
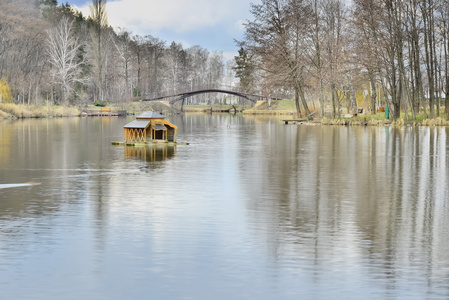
439 0 449 116
242 0 313 119
113 29 135 99
162 42 185 95
421 0 437 118
311 0 326 117
0 0 49 105
89 0 108 102
321 0 348 117
46 16 84 105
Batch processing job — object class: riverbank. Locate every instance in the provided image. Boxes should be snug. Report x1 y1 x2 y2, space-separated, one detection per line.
0 102 153 119
181 100 296 115
0 103 81 118
246 100 449 126
2 101 449 126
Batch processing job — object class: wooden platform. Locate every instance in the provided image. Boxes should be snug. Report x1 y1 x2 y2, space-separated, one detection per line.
282 119 308 124
112 141 189 147
83 110 127 116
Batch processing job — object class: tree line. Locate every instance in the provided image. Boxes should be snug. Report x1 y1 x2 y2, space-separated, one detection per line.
236 0 449 120
0 0 231 107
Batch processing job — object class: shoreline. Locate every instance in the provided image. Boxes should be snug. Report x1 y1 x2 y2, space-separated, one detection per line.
2 102 449 127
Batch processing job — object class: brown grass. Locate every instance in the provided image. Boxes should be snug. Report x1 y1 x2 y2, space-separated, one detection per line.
422 117 449 126
367 119 386 126
391 118 405 127
242 109 295 115
0 109 10 119
0 103 80 119
321 117 346 125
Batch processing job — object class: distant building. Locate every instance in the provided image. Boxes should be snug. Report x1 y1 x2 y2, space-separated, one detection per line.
123 109 177 143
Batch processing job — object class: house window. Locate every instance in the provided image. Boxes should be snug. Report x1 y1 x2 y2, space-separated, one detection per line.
154 130 164 140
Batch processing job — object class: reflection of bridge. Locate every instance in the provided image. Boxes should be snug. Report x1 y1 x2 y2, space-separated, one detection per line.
141 87 277 111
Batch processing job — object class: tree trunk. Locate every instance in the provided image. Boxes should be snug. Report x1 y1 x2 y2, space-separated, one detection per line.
351 86 358 115
369 70 377 114
313 0 325 118
422 0 435 118
331 83 337 118
298 83 312 120
445 28 449 116
294 85 301 117
444 16 449 117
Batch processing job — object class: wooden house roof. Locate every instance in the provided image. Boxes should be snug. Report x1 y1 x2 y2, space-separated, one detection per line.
136 111 164 119
124 120 151 129
162 120 178 130
152 124 167 130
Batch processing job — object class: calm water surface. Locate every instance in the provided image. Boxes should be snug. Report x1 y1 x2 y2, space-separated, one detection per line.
1 115 449 299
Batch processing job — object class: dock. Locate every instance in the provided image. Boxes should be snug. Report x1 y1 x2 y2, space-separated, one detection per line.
282 119 308 124
112 141 189 147
82 108 127 116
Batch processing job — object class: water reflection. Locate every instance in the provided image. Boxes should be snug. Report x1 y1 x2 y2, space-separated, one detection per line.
124 145 177 162
1 116 449 299
237 124 449 297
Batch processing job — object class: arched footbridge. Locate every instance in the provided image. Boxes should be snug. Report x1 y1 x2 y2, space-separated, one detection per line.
140 88 281 111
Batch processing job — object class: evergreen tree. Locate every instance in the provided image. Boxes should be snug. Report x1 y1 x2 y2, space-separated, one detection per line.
233 46 255 92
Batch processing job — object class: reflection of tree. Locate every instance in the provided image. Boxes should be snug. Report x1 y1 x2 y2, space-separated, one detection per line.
357 127 449 280
238 124 449 283
0 117 125 250
0 121 12 163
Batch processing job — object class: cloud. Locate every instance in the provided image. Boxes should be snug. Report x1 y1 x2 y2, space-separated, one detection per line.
78 0 248 34
75 0 252 53
222 51 238 61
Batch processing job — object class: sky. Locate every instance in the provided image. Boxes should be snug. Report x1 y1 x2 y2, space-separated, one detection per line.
60 0 255 60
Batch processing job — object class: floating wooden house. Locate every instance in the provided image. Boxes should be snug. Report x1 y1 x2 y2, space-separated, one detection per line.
123 110 177 143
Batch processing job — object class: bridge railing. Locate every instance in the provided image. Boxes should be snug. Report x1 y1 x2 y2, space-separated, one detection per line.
173 84 247 96
142 84 282 103
143 85 255 100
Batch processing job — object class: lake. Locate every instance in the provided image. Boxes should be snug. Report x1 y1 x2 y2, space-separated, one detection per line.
1 114 449 299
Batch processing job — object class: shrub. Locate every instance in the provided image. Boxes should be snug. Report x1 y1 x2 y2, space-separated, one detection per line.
391 118 405 127
93 100 107 107
0 77 13 103
422 117 449 126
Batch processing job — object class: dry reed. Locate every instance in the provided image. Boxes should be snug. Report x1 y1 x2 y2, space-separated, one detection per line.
321 117 346 125
391 118 405 127
242 109 294 115
0 103 80 118
422 117 449 126
367 119 385 126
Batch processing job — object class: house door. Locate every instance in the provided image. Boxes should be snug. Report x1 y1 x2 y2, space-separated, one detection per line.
154 130 164 140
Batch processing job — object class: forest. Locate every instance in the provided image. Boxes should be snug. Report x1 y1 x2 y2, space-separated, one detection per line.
238 0 449 120
0 0 231 109
1 0 449 121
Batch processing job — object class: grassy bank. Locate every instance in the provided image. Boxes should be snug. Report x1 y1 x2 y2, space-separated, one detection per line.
2 101 449 126
242 100 297 115
322 112 449 126
183 104 252 112
252 100 449 126
0 101 178 119
0 103 81 119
